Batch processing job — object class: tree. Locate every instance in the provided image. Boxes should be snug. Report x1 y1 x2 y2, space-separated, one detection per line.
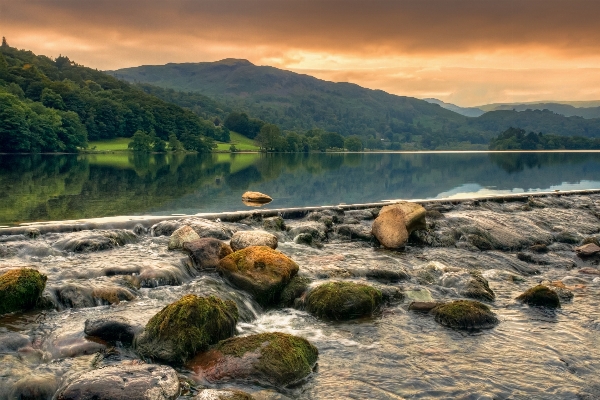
1 37 8 48
344 136 363 151
168 133 184 151
255 123 283 151
128 130 153 152
41 88 66 110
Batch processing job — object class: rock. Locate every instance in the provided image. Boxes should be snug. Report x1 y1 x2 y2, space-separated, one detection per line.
334 224 374 242
151 220 182 237
530 243 549 253
126 265 183 288
344 209 375 221
578 267 600 275
279 276 311 307
293 233 315 246
168 225 201 250
432 300 499 330
0 331 30 352
183 238 233 270
371 202 426 249
152 218 235 240
461 273 495 302
555 230 582 244
263 216 286 231
0 268 47 315
305 281 383 320
53 230 138 252
404 288 434 302
217 246 299 306
543 281 574 301
188 332 318 387
242 191 272 203
10 373 58 400
195 389 255 400
55 363 180 400
24 227 41 239
136 294 238 363
230 231 278 251
575 243 600 257
287 221 328 243
365 268 409 283
91 286 137 305
516 285 561 308
408 301 442 312
84 316 139 345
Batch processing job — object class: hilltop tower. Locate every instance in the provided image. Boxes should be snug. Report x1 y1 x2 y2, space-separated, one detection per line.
1 37 8 48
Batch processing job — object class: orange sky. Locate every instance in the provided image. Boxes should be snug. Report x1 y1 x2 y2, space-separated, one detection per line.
2 0 600 106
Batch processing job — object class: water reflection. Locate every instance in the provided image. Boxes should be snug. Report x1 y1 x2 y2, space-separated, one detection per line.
1 152 600 225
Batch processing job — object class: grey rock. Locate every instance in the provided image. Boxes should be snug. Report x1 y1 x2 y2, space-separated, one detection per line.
230 230 278 251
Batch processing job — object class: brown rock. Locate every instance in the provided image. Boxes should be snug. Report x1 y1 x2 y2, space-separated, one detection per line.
230 231 278 251
408 301 443 312
183 238 233 270
371 202 426 249
242 191 272 204
575 243 600 257
168 225 201 250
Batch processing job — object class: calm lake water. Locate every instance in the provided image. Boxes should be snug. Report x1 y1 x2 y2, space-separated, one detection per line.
1 151 600 226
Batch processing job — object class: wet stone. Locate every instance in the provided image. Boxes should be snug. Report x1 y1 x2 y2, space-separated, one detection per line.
230 230 278 252
168 225 200 250
53 230 138 252
516 285 561 308
194 389 255 400
305 281 383 320
183 238 233 271
84 316 140 345
575 243 600 257
408 301 442 313
432 300 499 330
10 373 58 400
262 216 286 231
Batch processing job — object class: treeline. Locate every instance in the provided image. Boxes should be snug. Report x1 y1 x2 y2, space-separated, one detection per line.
0 41 224 153
489 127 600 150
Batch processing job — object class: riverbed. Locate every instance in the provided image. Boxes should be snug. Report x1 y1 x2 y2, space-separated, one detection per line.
1 192 599 399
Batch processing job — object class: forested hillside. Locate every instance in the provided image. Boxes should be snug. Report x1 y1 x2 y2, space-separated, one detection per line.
0 41 223 153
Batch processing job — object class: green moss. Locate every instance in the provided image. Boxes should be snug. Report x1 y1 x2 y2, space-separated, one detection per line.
516 285 560 308
305 281 383 320
217 332 318 386
280 276 311 307
432 300 499 330
145 294 238 361
0 268 47 315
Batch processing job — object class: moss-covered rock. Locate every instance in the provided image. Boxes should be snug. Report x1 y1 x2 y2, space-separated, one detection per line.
217 246 299 306
516 285 561 308
136 294 238 363
461 272 495 302
0 268 47 315
305 281 383 320
432 300 499 330
279 276 311 307
188 332 318 387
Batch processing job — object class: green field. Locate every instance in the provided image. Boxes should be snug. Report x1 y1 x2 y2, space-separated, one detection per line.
215 131 260 151
87 137 132 151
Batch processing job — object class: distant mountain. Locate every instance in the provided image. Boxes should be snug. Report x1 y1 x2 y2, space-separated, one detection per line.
423 98 485 117
477 102 600 119
110 59 600 149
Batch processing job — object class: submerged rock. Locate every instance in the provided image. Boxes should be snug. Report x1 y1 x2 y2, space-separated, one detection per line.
188 332 318 387
516 285 561 308
168 225 201 250
461 272 495 302
408 301 442 313
263 216 286 231
195 389 255 400
371 202 426 249
575 243 600 257
305 281 383 320
242 191 273 203
53 230 137 252
217 246 299 306
279 275 311 307
230 230 278 251
136 294 238 363
432 300 499 330
55 363 180 400
84 316 139 345
183 238 233 271
0 268 47 315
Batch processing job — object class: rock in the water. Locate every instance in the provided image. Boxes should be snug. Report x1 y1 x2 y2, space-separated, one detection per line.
230 230 278 251
136 294 238 363
279 275 311 307
53 230 138 252
305 281 383 320
10 373 58 400
55 363 180 400
263 216 286 231
183 238 233 270
432 300 499 330
194 389 255 400
371 202 426 249
334 224 374 242
287 221 328 243
0 268 47 315
84 316 139 345
408 301 442 313
516 285 561 308
575 243 600 257
188 332 318 387
152 218 235 240
461 273 496 302
242 191 273 203
217 246 299 306
168 225 201 250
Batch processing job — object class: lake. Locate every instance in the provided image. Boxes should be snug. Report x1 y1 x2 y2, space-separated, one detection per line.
2 151 600 226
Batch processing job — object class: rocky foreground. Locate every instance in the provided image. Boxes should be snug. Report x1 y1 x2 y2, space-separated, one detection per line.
0 193 599 399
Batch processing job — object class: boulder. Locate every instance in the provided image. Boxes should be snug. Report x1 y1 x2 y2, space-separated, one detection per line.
230 231 278 251
408 301 442 313
263 216 286 231
55 363 179 400
136 294 238 363
84 316 140 345
168 225 201 250
334 224 374 242
431 300 499 330
53 230 138 252
188 332 318 387
371 202 426 249
242 191 273 203
183 238 233 270
195 389 255 400
10 373 58 400
575 243 600 257
279 276 311 307
287 221 328 243
217 246 299 306
516 285 561 308
0 268 47 315
305 281 383 320
152 218 235 240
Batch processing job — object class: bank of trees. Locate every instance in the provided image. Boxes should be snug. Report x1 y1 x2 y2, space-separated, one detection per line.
489 127 600 150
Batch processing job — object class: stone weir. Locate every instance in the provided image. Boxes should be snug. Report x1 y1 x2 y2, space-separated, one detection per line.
2 188 600 236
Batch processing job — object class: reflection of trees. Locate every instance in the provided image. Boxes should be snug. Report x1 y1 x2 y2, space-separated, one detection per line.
488 152 599 173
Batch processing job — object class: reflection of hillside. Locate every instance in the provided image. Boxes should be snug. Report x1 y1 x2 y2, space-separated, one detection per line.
488 152 600 173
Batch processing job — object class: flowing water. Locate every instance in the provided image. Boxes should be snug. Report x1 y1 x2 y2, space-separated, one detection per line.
1 192 599 399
